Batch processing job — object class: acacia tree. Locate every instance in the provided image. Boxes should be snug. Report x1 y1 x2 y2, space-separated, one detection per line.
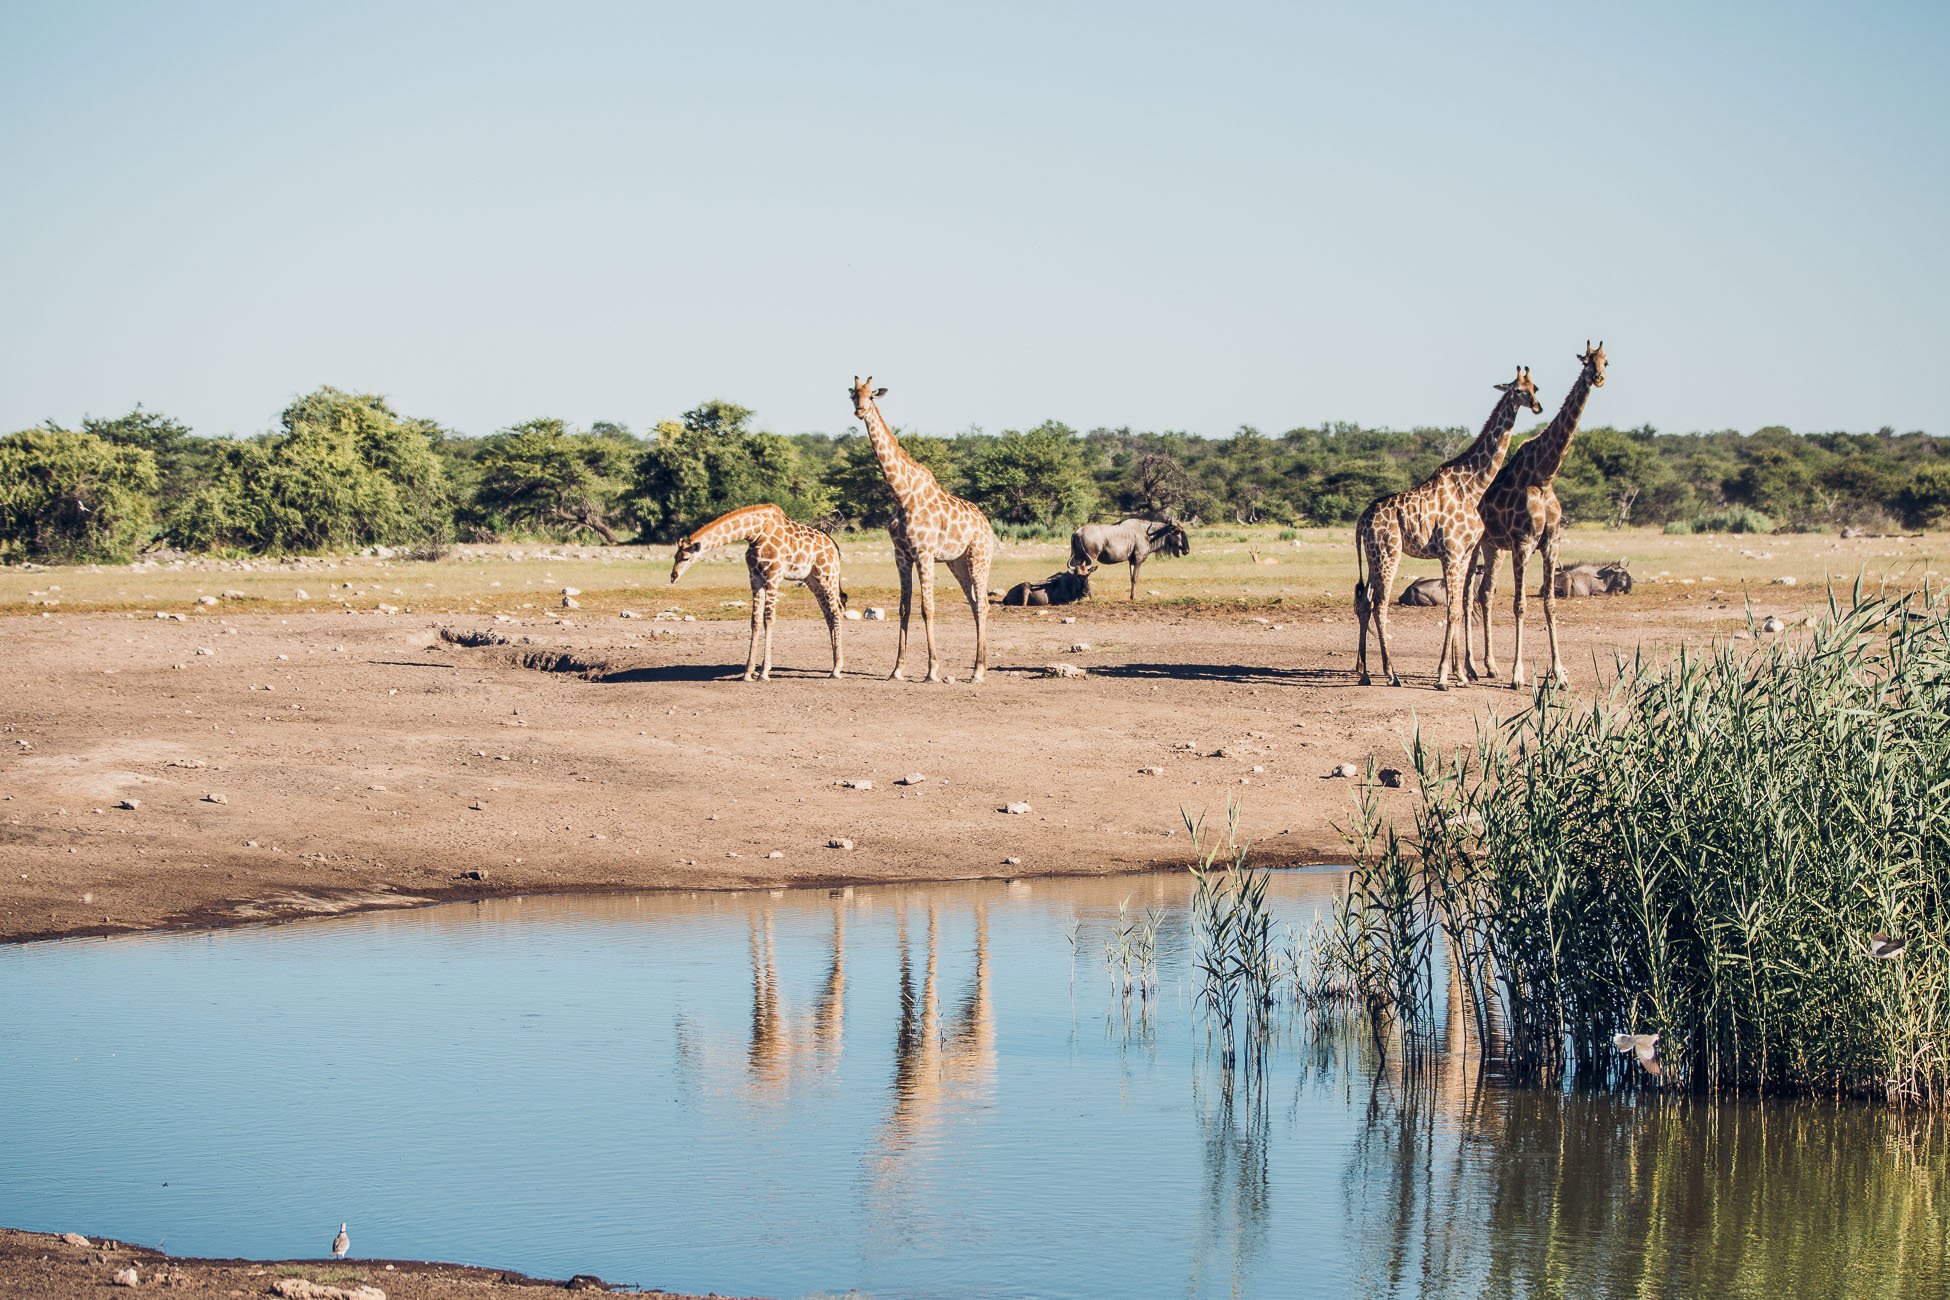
472 419 637 542
962 421 1097 529
630 400 833 541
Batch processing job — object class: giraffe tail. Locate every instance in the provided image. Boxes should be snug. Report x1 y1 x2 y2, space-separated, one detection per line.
839 587 850 610
1352 513 1371 619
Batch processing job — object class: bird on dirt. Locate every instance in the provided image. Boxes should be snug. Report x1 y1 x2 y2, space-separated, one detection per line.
1869 932 1906 960
1613 1032 1661 1078
331 1223 349 1259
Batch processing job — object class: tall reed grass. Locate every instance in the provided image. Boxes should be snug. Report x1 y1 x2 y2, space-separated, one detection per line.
1338 586 1950 1104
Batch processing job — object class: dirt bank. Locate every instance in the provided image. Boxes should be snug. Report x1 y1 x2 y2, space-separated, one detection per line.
0 591 1768 945
0 1227 725 1297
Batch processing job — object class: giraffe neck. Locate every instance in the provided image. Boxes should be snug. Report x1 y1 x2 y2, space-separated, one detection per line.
859 399 934 506
688 503 784 549
1447 389 1524 490
1521 369 1597 482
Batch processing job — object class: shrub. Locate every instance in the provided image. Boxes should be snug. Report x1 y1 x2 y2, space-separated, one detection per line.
1690 506 1775 534
0 428 159 562
1662 520 1696 535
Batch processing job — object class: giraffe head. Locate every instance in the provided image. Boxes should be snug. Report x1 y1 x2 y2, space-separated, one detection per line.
1580 341 1608 387
849 376 888 420
1494 366 1544 414
669 531 705 584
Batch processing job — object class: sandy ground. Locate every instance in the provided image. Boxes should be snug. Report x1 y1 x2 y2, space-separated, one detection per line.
0 1228 724 1297
0 584 1777 946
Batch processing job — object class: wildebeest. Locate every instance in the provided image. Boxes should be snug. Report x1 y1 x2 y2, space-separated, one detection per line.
1553 562 1633 597
1001 569 1092 606
1069 518 1191 599
1397 576 1447 606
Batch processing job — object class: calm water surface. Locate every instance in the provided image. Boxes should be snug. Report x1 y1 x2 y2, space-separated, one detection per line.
1 871 1943 1298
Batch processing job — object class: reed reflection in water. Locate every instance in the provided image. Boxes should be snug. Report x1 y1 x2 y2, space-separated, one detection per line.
0 872 1943 1300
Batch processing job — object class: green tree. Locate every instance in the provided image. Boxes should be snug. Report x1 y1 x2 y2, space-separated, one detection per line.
472 419 637 542
0 427 159 562
630 400 833 541
819 431 965 529
961 421 1097 529
174 387 453 554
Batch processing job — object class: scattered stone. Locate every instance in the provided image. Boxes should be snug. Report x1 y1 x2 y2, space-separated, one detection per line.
195 646 213 655
897 773 926 785
842 609 863 621
468 800 485 811
838 779 874 790
567 1277 609 1293
1773 575 1797 586
1003 802 1032 815
1069 642 1091 653
1059 616 1077 624
618 610 641 619
561 587 581 597
112 1265 139 1286
114 799 140 810
294 588 310 601
1378 768 1405 788
561 596 580 610
1761 615 1787 633
1250 764 1266 774
1326 763 1359 779
60 1232 89 1247
1039 663 1086 679
165 758 205 769
201 792 228 804
827 838 854 850
1003 856 1022 866
862 607 886 621
271 1279 387 1300
766 851 784 859
458 869 486 881
223 589 246 599
376 603 400 615
196 595 218 606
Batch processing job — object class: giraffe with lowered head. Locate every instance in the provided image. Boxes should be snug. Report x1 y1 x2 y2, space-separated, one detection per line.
670 503 847 680
849 377 997 683
1354 366 1543 688
1468 342 1608 688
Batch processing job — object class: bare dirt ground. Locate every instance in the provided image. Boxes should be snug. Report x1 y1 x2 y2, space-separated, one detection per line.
0 1227 721 1297
0 559 1821 947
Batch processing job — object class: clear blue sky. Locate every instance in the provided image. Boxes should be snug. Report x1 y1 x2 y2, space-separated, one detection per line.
3 1 1944 440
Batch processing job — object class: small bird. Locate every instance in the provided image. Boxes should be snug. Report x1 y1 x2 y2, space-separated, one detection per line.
331 1223 349 1259
1870 932 1906 960
1613 1032 1661 1078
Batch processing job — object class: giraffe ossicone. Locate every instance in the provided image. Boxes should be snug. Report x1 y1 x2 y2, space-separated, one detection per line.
670 502 848 681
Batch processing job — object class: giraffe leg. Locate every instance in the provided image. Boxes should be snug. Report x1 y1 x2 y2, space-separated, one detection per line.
1371 546 1404 688
1540 528 1566 685
1354 523 1376 685
809 572 844 678
891 551 914 681
1470 543 1501 680
758 582 779 681
915 560 942 682
1435 550 1472 691
1509 548 1530 690
949 554 988 683
742 582 764 681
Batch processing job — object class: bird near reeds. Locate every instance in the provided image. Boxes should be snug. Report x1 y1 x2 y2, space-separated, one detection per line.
1613 1032 1661 1078
1869 932 1906 960
331 1222 349 1259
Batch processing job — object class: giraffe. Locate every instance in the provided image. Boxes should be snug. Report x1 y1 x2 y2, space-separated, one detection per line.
849 377 998 683
1469 342 1609 688
1354 366 1543 689
670 502 846 680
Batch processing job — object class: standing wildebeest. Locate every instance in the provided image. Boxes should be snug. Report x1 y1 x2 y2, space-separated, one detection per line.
1069 518 1191 599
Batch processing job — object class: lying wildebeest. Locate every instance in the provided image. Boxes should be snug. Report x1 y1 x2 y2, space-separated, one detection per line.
1069 518 1191 599
1001 569 1093 606
1398 576 1447 607
1554 561 1633 597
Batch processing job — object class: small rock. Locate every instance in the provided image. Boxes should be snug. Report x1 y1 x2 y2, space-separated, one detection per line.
1003 802 1032 815
842 609 863 621
1139 766 1165 776
294 588 310 600
468 800 485 811
561 596 580 610
839 779 874 790
1761 615 1786 633
766 850 784 859
115 799 140 810
458 869 486 881
1003 856 1022 866
201 792 228 804
112 1265 139 1286
897 773 926 785
376 603 399 614
60 1232 90 1247
862 607 886 621
195 646 213 655
1378 768 1404 788
1250 764 1266 774
618 610 641 619
1040 663 1086 679
196 594 218 606
1326 763 1359 779
561 587 581 597
827 837 854 850
222 589 246 599
1773 575 1797 586
1059 616 1077 624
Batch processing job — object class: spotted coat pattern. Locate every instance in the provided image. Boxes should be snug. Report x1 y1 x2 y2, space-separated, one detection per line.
1354 369 1542 689
850 377 998 683
1469 343 1609 688
670 503 846 680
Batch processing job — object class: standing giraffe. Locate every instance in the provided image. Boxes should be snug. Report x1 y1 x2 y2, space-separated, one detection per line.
1469 342 1609 688
849 377 997 683
1354 367 1542 689
670 503 847 680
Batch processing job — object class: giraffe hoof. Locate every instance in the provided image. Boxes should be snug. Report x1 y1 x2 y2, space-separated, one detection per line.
1358 674 1372 686
1388 676 1404 689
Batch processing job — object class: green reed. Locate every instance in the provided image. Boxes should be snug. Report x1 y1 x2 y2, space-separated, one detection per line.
1187 801 1278 1061
1338 585 1950 1104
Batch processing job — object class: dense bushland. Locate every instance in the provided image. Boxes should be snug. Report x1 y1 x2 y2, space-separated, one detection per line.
3 388 1946 561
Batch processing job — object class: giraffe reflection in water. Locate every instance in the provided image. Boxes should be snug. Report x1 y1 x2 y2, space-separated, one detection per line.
743 901 848 1090
879 902 997 1158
